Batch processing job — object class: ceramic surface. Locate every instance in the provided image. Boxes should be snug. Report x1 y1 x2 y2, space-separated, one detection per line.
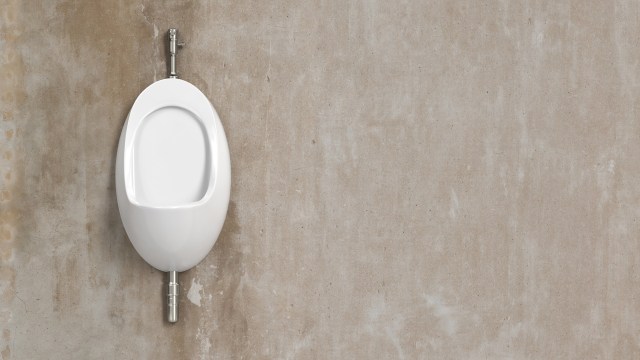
116 78 231 272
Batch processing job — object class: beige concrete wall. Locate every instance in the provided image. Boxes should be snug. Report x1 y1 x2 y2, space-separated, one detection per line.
2 1 640 358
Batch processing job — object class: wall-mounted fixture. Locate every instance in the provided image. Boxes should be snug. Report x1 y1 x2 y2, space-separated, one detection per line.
115 29 231 323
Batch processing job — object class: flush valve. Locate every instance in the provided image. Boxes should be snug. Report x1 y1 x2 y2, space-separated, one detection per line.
168 28 185 78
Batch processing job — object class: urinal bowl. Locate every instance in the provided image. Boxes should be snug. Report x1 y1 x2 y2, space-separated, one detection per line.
115 78 231 272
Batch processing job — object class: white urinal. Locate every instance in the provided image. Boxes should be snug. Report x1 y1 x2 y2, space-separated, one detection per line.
115 29 230 323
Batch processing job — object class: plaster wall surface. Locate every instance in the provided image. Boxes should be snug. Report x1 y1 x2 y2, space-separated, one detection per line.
1 1 640 359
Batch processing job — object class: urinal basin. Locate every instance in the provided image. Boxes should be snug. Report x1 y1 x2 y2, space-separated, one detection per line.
115 79 230 272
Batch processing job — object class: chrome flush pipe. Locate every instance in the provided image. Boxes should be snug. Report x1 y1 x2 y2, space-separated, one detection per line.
168 28 184 78
167 271 179 323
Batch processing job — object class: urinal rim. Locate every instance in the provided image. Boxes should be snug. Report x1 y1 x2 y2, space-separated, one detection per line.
121 79 223 210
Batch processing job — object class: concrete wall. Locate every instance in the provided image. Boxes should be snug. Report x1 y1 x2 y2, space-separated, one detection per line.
2 1 640 358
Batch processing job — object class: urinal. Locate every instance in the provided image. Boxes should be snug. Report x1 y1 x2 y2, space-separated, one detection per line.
115 29 230 322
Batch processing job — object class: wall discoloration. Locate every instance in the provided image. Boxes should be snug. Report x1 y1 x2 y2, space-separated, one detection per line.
4 0 640 358
0 0 26 358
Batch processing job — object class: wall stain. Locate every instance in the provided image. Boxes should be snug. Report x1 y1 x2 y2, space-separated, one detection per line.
0 0 26 358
